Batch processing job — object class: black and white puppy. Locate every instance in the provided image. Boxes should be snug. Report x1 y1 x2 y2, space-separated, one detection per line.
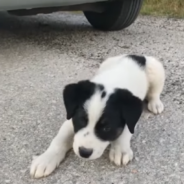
30 54 165 178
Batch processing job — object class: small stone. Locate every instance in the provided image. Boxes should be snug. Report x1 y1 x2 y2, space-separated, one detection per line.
132 169 138 174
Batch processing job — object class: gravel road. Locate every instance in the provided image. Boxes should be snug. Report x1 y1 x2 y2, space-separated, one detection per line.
0 12 184 184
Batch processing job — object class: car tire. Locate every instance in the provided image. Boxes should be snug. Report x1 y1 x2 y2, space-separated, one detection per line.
83 0 143 31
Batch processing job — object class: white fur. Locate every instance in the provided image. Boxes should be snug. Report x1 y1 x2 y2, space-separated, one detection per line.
30 54 165 178
94 55 165 113
73 126 109 160
30 120 74 178
109 125 133 166
92 55 149 100
85 90 107 126
73 91 109 159
145 56 165 114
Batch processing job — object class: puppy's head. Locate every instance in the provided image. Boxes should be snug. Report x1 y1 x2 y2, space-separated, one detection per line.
63 80 143 160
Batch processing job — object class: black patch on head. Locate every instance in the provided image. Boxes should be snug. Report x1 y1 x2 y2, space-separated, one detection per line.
63 80 95 120
101 91 106 98
129 55 146 67
72 107 88 133
97 84 104 91
95 89 143 141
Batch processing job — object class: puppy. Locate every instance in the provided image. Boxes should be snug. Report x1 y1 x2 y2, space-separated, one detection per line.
30 54 165 178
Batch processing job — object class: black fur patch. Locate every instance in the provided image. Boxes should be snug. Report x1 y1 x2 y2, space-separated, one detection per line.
95 89 143 141
129 55 146 67
97 84 104 91
101 91 106 98
63 80 95 120
72 107 88 133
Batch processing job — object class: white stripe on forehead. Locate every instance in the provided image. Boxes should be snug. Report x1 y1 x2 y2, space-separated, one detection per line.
84 90 107 128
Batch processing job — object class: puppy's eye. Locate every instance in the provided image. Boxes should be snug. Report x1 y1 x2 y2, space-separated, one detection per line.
103 125 111 132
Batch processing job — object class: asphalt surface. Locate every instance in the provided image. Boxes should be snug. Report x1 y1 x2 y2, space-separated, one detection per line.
0 12 184 184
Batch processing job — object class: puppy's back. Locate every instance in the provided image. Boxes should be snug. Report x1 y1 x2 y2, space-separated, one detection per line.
91 55 149 100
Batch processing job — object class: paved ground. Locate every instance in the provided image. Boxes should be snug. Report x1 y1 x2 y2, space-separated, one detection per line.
0 12 184 184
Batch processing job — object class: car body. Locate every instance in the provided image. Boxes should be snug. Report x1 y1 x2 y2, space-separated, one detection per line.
0 0 144 31
0 0 106 11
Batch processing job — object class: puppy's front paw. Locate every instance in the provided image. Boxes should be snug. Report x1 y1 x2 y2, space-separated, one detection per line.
30 150 65 178
109 146 133 166
148 98 164 114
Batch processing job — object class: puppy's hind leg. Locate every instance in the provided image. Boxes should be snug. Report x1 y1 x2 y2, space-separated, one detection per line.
145 56 165 114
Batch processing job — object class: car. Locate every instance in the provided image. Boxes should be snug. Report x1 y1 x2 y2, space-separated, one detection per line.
0 0 143 31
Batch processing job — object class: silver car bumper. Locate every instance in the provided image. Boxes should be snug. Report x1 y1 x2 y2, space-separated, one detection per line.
0 0 107 11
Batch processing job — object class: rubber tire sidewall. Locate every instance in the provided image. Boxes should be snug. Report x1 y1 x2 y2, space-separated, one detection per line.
84 0 143 31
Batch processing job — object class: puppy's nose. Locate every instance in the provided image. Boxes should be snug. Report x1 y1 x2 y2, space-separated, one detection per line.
79 147 93 158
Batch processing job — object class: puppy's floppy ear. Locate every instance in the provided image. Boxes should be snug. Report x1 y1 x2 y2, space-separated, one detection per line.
115 89 143 134
63 80 95 120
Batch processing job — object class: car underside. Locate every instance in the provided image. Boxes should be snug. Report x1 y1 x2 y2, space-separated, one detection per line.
0 0 144 31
